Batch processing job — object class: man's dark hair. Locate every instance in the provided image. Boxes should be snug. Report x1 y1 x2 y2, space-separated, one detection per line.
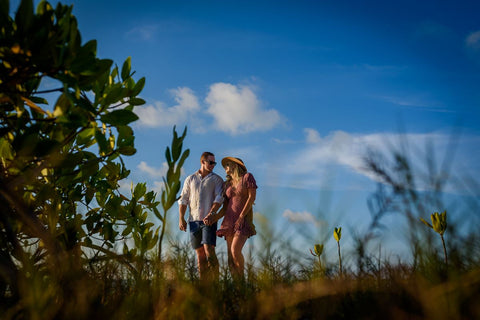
200 151 214 162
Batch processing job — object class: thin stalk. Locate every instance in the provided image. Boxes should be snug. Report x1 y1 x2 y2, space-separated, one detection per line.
337 241 342 275
440 234 448 266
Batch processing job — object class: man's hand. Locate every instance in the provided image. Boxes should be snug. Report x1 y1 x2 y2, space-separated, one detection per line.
203 213 217 226
179 217 187 231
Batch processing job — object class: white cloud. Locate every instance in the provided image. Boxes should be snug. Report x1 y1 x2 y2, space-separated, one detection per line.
205 82 282 135
126 24 159 41
285 130 362 176
136 162 168 194
465 30 480 51
282 209 321 226
373 95 451 112
465 30 480 65
266 129 472 191
137 161 168 178
304 128 322 144
135 87 200 127
152 181 166 194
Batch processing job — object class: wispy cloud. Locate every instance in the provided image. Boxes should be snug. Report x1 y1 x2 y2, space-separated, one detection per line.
265 129 475 192
305 128 322 144
206 83 283 135
125 24 159 41
465 30 480 64
465 30 480 50
374 95 451 112
137 161 168 178
282 209 322 226
135 87 200 127
137 161 170 193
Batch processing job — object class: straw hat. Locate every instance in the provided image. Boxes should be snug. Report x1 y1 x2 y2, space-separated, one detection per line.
221 157 247 171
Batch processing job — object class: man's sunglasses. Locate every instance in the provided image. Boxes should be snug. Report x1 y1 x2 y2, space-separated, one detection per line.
205 160 217 165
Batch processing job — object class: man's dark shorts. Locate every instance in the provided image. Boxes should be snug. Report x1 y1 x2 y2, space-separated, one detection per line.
189 221 217 249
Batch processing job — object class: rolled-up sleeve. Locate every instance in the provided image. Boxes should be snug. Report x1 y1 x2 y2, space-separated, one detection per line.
213 177 224 204
178 176 191 206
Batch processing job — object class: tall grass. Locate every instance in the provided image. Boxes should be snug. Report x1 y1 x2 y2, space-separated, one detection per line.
2 136 480 320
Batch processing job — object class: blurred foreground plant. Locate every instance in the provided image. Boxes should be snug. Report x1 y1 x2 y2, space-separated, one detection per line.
154 126 189 261
0 0 171 316
421 211 448 265
334 227 342 275
310 244 324 268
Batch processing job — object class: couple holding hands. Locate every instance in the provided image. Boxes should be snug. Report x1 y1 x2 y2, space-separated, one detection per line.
178 152 257 280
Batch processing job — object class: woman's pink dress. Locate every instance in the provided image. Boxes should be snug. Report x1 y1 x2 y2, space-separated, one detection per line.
217 173 257 238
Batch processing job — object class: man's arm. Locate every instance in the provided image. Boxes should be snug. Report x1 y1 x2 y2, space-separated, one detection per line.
203 176 225 225
179 204 188 231
178 176 191 232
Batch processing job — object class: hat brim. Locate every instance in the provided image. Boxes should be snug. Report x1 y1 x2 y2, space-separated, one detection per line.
221 157 247 171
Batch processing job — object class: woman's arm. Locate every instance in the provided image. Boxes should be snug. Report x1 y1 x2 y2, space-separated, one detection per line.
235 188 256 228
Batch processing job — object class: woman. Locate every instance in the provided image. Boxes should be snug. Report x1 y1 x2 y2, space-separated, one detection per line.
203 157 257 279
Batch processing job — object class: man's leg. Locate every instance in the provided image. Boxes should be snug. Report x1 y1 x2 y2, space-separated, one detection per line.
195 247 208 280
203 243 219 280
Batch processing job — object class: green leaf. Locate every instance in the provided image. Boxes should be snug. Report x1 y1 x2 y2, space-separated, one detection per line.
15 0 34 33
101 109 139 126
118 146 136 156
94 128 108 153
133 183 147 200
334 227 342 242
153 207 164 222
76 127 95 145
129 97 145 106
85 187 95 205
0 137 14 162
0 0 9 21
117 125 134 147
314 244 324 256
176 149 190 176
30 96 49 105
165 146 172 165
82 159 100 178
121 57 131 81
102 84 125 106
132 77 145 96
420 217 433 229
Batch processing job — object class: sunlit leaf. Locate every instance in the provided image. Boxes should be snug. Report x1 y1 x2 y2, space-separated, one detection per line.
101 109 139 126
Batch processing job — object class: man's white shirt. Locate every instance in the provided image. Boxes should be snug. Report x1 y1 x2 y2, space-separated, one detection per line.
178 171 224 221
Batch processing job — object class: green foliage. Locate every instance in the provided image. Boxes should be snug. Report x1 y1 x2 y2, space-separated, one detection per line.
334 227 342 242
154 125 189 259
421 211 449 265
334 227 343 275
421 211 447 236
0 0 177 316
311 243 324 257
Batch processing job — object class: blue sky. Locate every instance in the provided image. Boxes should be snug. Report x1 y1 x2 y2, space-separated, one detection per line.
11 0 480 261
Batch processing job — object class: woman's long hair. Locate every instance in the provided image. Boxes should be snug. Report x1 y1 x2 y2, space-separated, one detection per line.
226 161 247 185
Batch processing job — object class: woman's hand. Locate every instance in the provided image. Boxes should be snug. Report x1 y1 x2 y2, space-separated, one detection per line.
203 213 217 226
234 215 245 230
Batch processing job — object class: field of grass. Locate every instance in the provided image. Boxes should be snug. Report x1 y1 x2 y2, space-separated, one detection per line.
2 227 479 320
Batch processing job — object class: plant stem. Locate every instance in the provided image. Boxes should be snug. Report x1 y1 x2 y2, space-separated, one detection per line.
337 241 342 275
440 234 448 266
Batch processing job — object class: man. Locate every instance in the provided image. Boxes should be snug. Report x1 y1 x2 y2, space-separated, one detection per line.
178 151 224 280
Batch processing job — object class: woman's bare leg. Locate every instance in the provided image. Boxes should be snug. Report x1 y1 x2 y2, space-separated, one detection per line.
231 234 248 279
225 235 236 276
